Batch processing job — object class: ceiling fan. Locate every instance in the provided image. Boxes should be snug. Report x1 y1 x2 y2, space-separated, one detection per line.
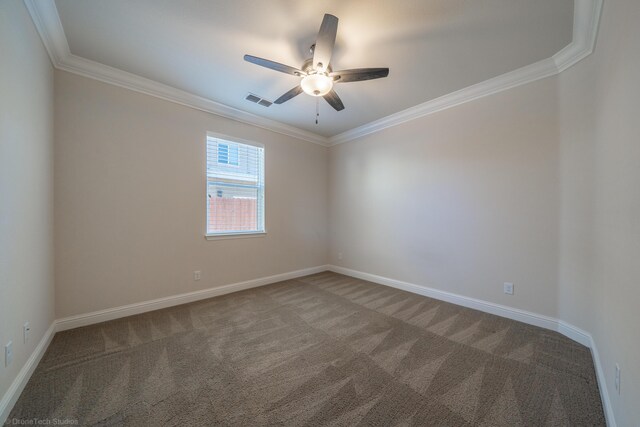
244 14 389 112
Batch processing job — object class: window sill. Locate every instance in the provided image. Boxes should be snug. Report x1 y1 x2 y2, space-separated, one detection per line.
205 232 267 241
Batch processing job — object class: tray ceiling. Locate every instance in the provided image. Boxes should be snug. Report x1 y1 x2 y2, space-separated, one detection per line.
25 1 601 144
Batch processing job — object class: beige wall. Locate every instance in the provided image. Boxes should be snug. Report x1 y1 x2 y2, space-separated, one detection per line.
558 0 640 424
329 77 561 318
0 0 55 405
329 1 640 424
5 0 638 423
54 71 328 318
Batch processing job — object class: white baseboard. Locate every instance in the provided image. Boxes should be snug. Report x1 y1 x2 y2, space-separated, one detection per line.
0 322 56 425
55 265 329 332
327 265 616 427
328 265 562 332
1 265 328 423
556 320 591 348
588 335 617 427
0 265 616 427
555 321 615 426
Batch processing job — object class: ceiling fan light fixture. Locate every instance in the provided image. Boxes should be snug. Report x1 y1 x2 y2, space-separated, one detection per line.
244 14 388 111
301 73 333 97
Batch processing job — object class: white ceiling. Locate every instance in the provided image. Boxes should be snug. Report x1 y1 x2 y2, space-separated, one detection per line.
54 0 574 138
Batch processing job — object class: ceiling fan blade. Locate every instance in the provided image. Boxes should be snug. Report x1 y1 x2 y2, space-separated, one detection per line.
330 68 389 83
244 55 306 76
323 89 344 111
274 86 303 104
313 14 338 72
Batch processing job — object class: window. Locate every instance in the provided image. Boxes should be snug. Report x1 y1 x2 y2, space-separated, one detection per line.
206 135 265 237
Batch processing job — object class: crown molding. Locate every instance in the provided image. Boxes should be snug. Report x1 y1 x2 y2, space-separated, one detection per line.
328 0 603 145
553 0 603 72
22 0 330 147
328 57 560 145
58 54 330 146
23 0 69 66
24 0 602 147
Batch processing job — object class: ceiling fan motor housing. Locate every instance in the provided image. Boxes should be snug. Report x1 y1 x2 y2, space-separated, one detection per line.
302 58 332 75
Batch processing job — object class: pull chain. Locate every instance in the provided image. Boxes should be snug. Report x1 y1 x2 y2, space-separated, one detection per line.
315 97 319 125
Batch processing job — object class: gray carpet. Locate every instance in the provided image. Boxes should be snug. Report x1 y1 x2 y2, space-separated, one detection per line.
8 272 605 426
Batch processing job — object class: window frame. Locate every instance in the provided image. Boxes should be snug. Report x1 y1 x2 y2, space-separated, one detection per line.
204 132 266 240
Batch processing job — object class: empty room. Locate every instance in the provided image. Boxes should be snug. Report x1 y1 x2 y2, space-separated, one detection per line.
1 0 638 425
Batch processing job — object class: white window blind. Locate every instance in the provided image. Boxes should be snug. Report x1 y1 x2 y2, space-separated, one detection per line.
206 135 265 236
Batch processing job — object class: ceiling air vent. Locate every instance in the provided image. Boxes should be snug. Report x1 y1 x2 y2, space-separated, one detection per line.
245 93 272 107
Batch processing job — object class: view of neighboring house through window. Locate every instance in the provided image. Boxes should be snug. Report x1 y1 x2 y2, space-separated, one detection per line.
206 135 265 235
217 142 239 166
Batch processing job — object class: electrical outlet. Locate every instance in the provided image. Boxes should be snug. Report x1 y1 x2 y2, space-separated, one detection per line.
23 322 31 344
503 282 514 295
615 364 621 394
5 341 13 367
193 271 201 281
337 252 343 260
